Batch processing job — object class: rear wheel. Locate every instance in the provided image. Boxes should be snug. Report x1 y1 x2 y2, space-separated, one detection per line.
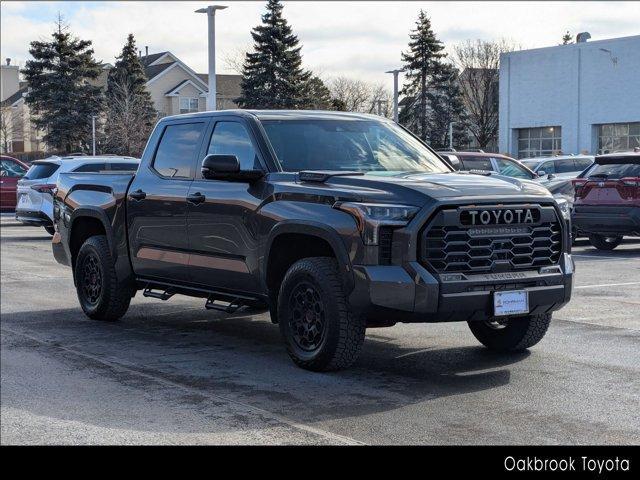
277 257 365 371
74 235 131 321
468 313 552 352
588 233 623 250
44 226 55 236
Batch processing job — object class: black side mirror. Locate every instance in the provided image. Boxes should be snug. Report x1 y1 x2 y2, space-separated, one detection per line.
201 154 264 182
202 154 240 179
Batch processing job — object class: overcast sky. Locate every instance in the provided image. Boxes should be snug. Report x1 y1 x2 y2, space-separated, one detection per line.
2 1 639 86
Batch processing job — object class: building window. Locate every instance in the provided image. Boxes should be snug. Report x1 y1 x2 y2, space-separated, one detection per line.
597 122 640 154
179 97 199 114
517 127 562 159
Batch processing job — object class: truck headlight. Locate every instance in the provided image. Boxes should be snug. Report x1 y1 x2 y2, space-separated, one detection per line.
334 202 420 245
554 197 571 221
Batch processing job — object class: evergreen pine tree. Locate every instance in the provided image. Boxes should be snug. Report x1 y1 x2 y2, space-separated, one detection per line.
103 34 157 156
562 31 573 45
22 16 103 153
236 0 311 109
399 10 446 141
301 75 333 110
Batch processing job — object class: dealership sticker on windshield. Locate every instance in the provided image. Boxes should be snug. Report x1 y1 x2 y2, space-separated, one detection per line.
494 290 529 316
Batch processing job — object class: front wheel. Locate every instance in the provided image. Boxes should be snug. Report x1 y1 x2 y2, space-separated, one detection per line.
277 257 365 372
74 235 132 321
468 313 552 352
588 233 623 250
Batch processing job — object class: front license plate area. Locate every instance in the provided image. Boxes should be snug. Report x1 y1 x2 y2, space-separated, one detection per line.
494 290 529 316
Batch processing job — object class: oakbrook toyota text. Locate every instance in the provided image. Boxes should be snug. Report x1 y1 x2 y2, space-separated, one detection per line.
504 456 631 473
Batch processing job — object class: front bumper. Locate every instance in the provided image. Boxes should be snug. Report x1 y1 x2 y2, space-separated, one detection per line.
573 205 640 236
15 210 53 227
349 253 574 324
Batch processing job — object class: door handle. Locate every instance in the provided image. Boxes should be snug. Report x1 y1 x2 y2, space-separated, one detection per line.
129 189 146 201
187 192 206 205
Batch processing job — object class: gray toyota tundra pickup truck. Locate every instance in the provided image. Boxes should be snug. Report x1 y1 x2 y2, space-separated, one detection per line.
52 110 574 371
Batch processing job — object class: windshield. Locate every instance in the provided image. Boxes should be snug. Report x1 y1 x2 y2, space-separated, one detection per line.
261 119 450 174
521 160 543 170
494 157 534 179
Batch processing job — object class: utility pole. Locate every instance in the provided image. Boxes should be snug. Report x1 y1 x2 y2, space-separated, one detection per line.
91 115 96 156
385 69 403 123
196 5 228 111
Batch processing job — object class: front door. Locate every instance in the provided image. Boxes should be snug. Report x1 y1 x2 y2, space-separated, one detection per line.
186 119 266 294
127 120 207 282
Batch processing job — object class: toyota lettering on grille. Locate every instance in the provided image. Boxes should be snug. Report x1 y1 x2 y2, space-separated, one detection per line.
460 208 540 226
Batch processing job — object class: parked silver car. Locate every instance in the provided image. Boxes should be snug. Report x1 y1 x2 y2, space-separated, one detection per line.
521 155 594 179
16 155 139 235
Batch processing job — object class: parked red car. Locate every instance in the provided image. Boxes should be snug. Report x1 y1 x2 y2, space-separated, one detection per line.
0 155 29 210
572 151 640 250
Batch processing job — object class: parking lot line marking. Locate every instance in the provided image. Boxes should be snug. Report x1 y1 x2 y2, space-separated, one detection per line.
2 326 365 446
572 254 640 261
575 282 640 289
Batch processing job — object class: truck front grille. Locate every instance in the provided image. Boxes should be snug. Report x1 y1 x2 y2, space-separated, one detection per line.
420 205 562 274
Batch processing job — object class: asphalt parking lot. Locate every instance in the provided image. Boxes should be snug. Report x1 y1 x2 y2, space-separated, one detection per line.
1 213 639 445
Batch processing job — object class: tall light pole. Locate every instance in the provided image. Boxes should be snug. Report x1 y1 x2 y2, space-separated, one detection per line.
448 121 456 150
385 69 403 123
196 5 228 111
91 115 96 156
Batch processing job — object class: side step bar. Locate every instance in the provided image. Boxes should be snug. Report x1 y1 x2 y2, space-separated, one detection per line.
143 286 175 300
205 296 245 314
139 280 267 314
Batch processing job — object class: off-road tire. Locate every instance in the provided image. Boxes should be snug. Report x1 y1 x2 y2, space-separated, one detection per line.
468 313 552 352
44 226 55 235
588 233 623 251
74 235 131 321
277 257 365 372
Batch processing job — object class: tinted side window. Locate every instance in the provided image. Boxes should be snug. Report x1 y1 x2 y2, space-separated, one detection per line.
461 157 493 171
109 163 139 172
153 123 206 178
575 158 593 170
555 159 576 173
73 163 108 173
207 122 259 171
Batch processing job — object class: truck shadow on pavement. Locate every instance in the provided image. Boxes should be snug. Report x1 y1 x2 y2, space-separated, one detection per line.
2 303 531 431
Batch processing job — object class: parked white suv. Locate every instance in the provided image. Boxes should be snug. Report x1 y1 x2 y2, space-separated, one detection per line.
16 155 139 235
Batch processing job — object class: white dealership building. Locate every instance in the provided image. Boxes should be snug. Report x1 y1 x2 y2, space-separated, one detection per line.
498 34 640 159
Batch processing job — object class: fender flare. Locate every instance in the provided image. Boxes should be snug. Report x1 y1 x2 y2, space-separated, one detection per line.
262 220 355 293
69 207 116 260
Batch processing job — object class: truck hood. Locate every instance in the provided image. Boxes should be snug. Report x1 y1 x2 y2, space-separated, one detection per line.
314 172 554 205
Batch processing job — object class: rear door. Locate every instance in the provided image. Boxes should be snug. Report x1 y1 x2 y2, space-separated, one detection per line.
186 118 266 294
127 120 208 282
0 158 28 209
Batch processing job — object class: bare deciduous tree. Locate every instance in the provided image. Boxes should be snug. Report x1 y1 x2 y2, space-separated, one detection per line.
327 77 392 117
103 78 156 157
222 45 253 74
0 106 23 153
452 39 518 149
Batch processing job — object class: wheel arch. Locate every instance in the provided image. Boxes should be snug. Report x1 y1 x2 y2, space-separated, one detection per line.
68 208 115 268
263 221 355 299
